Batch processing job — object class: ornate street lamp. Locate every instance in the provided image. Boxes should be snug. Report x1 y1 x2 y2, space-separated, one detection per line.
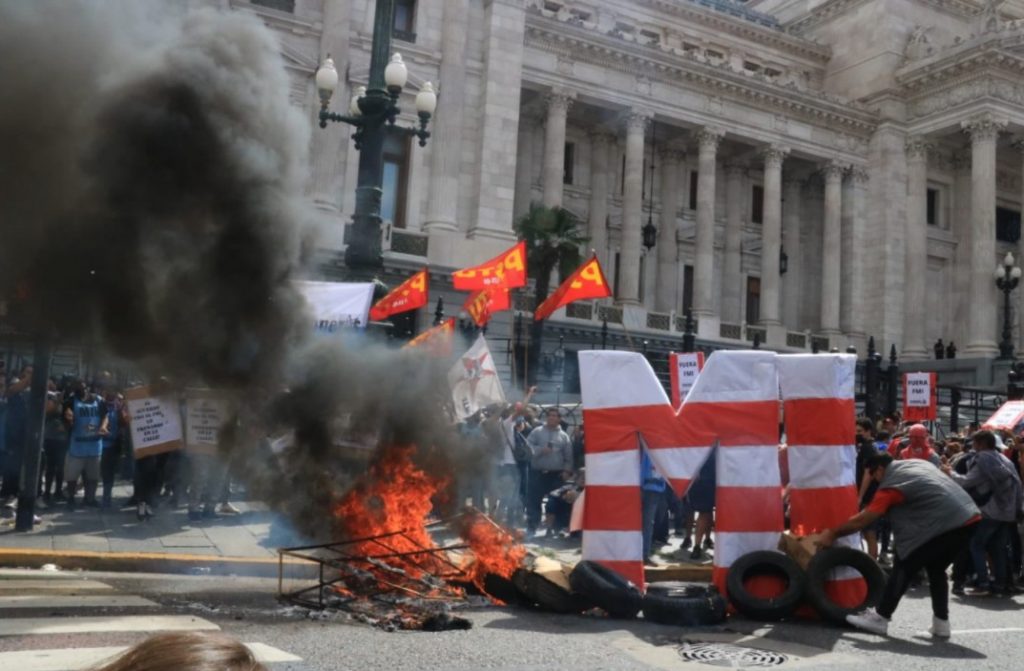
314 0 437 277
642 122 657 251
995 251 1022 360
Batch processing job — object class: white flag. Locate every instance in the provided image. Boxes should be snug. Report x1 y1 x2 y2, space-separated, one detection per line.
448 335 506 420
293 280 375 331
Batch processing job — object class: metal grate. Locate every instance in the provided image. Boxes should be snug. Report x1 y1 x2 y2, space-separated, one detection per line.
598 306 623 324
677 641 789 667
720 323 742 340
647 312 671 330
811 335 831 352
746 326 767 343
787 332 807 348
390 230 428 257
566 302 594 320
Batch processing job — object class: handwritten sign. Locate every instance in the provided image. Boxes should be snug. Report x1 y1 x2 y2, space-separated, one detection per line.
984 401 1024 431
669 352 705 407
902 372 936 421
185 390 230 455
125 386 183 458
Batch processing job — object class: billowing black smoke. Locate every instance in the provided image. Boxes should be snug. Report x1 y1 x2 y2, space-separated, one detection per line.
0 1 470 541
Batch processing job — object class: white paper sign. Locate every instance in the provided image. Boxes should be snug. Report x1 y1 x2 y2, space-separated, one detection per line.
905 372 931 407
984 401 1024 431
185 392 229 455
125 387 183 458
294 280 375 331
670 352 705 406
448 335 506 420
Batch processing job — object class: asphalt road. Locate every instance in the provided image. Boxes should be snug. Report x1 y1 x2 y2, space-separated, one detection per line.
1 568 1022 671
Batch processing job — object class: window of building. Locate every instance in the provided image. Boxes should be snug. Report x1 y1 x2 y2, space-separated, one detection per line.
746 276 761 324
682 265 694 314
926 188 939 226
252 0 295 12
689 171 699 210
639 29 661 44
743 61 761 73
997 207 1021 243
393 0 417 43
382 130 411 229
544 1 563 12
751 185 764 224
764 67 783 79
615 22 636 35
705 49 724 61
569 8 592 22
563 142 575 185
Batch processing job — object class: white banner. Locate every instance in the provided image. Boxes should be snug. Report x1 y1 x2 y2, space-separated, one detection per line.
984 401 1024 431
125 387 183 458
448 335 506 420
904 372 931 407
294 280 375 331
185 391 230 455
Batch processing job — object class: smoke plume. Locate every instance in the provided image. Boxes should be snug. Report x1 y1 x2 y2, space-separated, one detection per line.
0 1 471 541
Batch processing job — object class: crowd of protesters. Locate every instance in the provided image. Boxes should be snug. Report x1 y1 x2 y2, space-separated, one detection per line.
0 366 241 524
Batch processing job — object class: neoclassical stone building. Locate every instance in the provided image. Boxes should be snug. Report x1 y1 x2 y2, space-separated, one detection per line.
238 0 1024 377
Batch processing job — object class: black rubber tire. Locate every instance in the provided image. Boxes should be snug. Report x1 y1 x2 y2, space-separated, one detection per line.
804 547 887 624
568 561 642 619
483 573 527 606
642 590 728 626
725 551 806 621
511 569 591 614
646 582 719 599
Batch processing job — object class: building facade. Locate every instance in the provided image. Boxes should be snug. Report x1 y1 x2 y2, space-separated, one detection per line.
237 0 1024 375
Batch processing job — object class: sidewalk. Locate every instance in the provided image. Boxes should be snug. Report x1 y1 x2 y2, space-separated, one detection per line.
0 483 310 576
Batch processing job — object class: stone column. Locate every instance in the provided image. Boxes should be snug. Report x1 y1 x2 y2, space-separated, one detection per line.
760 146 789 326
656 147 683 313
951 151 972 350
721 163 745 323
845 168 870 346
423 0 470 265
962 114 1007 357
587 131 612 271
542 92 572 208
820 161 845 335
1014 139 1024 352
618 112 649 305
782 177 803 329
513 115 536 220
902 138 931 359
695 128 725 319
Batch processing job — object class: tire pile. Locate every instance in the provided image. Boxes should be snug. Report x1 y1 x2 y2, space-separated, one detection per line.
495 558 727 626
726 547 886 622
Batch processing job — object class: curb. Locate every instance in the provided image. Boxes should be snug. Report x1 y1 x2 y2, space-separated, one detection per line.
0 548 318 579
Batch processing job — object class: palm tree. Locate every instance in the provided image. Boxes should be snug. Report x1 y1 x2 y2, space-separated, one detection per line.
515 204 588 385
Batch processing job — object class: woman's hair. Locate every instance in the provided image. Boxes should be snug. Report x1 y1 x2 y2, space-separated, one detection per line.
92 632 266 671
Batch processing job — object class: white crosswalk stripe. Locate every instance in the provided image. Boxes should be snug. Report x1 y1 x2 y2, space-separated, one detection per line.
0 574 302 669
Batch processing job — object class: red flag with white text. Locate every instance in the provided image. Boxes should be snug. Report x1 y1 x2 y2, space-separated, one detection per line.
369 269 428 321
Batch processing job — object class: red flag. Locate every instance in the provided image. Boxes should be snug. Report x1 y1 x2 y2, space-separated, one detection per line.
369 269 428 321
463 287 510 327
534 256 611 321
452 241 527 291
403 318 455 357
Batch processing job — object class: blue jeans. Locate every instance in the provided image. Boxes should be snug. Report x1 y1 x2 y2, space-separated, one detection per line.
642 488 664 560
970 518 1009 589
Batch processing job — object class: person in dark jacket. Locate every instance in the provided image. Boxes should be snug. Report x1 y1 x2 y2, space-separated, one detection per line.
817 453 980 639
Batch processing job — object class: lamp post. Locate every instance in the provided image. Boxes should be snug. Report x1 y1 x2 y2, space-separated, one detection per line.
995 251 1022 360
314 0 437 277
642 122 657 252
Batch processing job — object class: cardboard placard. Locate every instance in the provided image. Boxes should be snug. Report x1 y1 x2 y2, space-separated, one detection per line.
185 390 230 455
668 351 705 407
902 371 937 421
983 400 1024 431
778 532 822 570
124 386 183 459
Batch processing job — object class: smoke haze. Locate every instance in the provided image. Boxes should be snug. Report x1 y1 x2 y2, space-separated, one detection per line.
0 1 470 541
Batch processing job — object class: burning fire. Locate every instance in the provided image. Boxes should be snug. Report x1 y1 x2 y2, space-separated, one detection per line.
335 445 447 576
456 511 527 590
333 444 526 598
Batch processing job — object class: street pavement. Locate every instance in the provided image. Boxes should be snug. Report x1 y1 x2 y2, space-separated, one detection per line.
0 567 1022 671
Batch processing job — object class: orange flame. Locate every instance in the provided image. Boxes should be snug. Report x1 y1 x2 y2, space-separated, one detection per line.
456 511 527 591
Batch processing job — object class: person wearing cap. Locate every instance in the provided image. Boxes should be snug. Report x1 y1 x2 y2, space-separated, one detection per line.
943 429 1023 596
817 452 980 639
898 424 941 466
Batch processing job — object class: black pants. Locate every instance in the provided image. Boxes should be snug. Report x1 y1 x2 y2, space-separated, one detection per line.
527 469 564 531
134 455 161 507
100 442 121 504
877 523 976 620
42 439 67 497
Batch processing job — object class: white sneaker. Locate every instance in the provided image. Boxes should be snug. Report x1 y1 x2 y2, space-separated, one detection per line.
846 610 890 635
929 616 951 639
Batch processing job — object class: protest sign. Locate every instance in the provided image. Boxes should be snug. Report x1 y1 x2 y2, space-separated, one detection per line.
983 400 1024 431
125 386 183 458
185 389 230 455
668 351 705 406
902 372 937 421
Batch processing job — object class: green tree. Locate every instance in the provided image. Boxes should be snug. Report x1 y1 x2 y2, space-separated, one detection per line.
514 204 588 385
